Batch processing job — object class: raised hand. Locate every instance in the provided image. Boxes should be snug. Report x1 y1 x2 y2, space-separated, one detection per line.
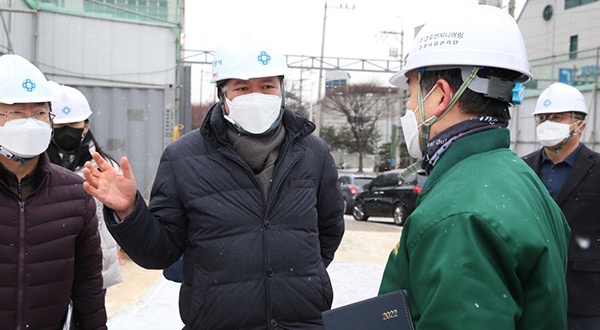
83 152 137 220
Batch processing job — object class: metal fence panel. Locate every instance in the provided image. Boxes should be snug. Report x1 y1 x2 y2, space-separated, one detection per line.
74 85 171 200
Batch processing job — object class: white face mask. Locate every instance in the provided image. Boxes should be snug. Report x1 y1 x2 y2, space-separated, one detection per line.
0 118 52 158
536 120 571 147
400 86 437 159
400 109 423 159
224 93 282 134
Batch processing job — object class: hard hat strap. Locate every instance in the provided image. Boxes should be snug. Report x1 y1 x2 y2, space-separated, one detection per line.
417 66 480 154
417 72 437 155
442 66 481 120
546 117 585 153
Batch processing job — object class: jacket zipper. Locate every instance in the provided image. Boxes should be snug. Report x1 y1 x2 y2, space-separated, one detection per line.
16 181 25 330
1 164 49 330
266 140 302 213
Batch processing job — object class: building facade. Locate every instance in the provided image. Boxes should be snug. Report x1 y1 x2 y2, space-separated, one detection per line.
513 0 600 156
0 0 185 198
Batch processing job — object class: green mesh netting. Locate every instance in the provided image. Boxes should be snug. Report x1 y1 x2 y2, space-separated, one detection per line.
24 0 180 27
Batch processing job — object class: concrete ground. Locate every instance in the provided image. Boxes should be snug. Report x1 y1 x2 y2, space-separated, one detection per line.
105 216 402 329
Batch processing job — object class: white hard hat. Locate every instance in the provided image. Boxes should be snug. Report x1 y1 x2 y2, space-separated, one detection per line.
210 36 288 83
0 54 54 104
390 5 532 89
534 83 588 115
51 84 93 124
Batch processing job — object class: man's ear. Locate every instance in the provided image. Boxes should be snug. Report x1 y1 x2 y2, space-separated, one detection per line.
433 79 453 117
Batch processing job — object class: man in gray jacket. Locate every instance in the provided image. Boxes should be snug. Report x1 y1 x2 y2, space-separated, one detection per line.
83 38 345 329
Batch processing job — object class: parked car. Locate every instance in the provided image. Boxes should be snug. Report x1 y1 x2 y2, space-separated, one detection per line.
352 169 427 226
338 173 375 214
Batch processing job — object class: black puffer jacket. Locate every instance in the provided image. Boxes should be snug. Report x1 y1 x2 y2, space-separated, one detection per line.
0 154 106 330
106 105 345 329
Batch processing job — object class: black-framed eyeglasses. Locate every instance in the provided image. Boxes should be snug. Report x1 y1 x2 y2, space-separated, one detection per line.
0 109 55 122
534 112 583 124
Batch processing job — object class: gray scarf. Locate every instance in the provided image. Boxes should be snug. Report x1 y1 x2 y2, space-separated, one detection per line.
226 124 286 201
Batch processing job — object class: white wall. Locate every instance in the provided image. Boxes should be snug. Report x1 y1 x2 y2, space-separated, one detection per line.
36 12 177 88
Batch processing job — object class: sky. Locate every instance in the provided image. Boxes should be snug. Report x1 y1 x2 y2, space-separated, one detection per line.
182 0 525 104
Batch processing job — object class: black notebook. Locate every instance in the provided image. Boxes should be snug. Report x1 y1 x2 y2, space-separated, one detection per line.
322 290 414 330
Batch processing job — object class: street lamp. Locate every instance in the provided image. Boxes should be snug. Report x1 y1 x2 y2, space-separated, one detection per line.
314 2 355 137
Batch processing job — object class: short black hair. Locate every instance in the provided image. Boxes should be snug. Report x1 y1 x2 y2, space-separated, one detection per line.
418 67 522 120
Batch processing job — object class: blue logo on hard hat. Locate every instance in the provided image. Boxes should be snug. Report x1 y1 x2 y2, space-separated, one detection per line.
257 51 271 65
62 106 71 115
543 99 552 107
22 79 36 92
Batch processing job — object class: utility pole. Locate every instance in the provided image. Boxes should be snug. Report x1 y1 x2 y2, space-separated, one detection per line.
314 2 355 137
315 2 328 137
508 0 516 17
380 30 404 68
380 25 405 168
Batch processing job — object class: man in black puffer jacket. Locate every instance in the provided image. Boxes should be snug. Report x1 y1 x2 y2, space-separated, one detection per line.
83 38 345 329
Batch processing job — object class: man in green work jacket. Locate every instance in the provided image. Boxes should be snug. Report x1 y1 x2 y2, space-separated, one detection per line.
379 5 570 330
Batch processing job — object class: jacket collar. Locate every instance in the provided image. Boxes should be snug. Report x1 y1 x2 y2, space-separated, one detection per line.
422 128 510 195
0 153 50 198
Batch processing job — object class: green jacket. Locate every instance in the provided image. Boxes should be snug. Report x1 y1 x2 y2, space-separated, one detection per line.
379 128 570 329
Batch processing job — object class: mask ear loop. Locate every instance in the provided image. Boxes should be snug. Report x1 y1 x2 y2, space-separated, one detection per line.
571 113 586 135
218 84 247 133
417 70 436 154
416 66 480 154
550 113 586 153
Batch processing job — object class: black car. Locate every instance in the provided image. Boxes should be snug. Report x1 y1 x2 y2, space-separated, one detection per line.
352 169 427 226
337 173 375 214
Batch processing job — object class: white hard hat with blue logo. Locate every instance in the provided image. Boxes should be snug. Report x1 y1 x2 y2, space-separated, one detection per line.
51 83 93 124
0 54 54 105
210 36 289 83
534 82 588 115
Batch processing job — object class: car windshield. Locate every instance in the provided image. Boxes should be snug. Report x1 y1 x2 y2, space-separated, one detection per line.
371 172 400 187
354 178 372 186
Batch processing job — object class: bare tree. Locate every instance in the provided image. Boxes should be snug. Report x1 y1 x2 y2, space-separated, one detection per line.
284 89 310 119
321 83 393 172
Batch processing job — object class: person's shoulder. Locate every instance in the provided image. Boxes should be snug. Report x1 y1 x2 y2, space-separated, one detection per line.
46 163 89 196
162 128 208 161
580 143 600 159
282 108 315 136
169 128 204 147
297 133 330 154
521 148 542 162
47 162 84 183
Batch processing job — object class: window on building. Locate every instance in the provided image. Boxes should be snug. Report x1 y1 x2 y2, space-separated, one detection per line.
84 0 169 22
570 35 579 59
40 0 61 5
566 0 598 9
326 79 347 92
